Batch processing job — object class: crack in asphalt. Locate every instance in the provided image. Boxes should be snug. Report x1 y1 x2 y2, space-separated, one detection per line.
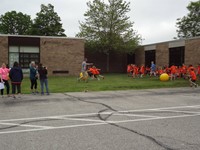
0 92 196 150
65 94 175 150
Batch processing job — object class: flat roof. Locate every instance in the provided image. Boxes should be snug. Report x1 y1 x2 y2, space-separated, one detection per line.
0 34 85 40
142 36 200 47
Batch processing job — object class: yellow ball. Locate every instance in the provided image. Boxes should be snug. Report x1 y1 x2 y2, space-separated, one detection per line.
80 72 83 78
160 73 169 81
80 72 88 80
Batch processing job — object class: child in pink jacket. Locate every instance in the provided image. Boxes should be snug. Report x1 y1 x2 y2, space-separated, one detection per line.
0 63 10 97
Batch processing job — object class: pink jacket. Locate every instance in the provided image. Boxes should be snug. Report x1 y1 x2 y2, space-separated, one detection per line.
0 67 10 80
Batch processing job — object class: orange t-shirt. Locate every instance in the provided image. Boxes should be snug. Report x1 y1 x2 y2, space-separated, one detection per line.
94 68 100 75
182 66 187 74
190 71 197 80
89 68 95 74
158 69 163 75
140 66 145 74
135 67 139 74
170 65 176 74
127 65 131 73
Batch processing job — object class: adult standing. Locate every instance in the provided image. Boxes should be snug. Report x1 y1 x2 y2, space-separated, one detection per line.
29 61 38 94
38 63 49 95
150 61 156 77
9 62 23 98
78 58 92 81
82 58 88 73
0 63 10 97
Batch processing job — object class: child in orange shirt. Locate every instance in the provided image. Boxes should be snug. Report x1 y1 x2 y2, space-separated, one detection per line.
134 65 139 78
127 64 132 77
170 64 177 81
88 67 95 78
140 65 145 78
158 67 164 76
181 64 187 79
189 68 198 88
92 66 104 80
132 64 137 78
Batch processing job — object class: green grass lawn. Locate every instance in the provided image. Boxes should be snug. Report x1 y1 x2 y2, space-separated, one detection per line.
20 74 195 94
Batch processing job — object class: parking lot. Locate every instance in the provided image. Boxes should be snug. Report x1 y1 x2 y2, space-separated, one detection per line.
0 87 200 150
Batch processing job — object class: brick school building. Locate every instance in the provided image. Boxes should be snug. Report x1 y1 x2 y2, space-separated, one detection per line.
135 36 200 68
0 34 84 76
0 34 200 75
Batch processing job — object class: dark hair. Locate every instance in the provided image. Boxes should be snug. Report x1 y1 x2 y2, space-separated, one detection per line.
13 61 19 67
6 64 9 69
38 63 46 69
39 63 43 68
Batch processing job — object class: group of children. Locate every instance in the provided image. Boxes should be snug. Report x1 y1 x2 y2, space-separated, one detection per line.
127 64 146 78
127 63 200 87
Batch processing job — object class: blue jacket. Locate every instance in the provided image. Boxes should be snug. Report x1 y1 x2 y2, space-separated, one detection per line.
30 67 37 80
9 67 23 83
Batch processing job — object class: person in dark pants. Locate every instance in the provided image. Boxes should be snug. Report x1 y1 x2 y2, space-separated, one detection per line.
9 62 23 98
0 75 4 98
38 63 49 95
0 63 10 97
29 61 38 95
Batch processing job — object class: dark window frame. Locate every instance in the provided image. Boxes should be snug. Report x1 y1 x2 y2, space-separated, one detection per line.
19 53 40 68
145 50 156 67
169 46 185 67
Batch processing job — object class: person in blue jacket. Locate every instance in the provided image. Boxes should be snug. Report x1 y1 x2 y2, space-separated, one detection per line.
29 61 38 94
150 61 156 77
9 62 23 98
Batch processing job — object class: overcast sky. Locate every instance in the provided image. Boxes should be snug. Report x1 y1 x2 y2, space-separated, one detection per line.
0 0 195 45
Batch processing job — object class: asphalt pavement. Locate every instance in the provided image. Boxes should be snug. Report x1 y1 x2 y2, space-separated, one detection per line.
0 87 200 150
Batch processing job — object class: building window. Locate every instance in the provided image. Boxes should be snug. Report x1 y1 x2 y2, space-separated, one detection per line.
19 53 40 68
145 50 156 67
9 52 19 68
9 46 40 68
169 46 185 66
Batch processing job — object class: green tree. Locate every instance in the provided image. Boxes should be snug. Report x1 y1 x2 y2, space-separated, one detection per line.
77 0 141 72
176 0 200 38
0 11 32 35
30 4 66 36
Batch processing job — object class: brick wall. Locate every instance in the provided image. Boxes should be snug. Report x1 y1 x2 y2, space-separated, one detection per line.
40 37 84 76
156 43 169 67
185 38 200 66
0 36 8 64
